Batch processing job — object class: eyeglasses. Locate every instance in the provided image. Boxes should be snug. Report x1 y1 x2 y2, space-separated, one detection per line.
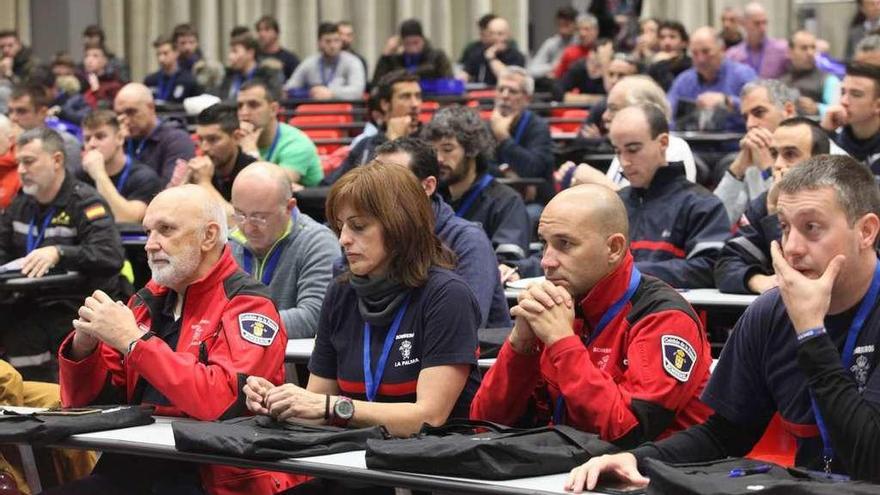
232 212 269 226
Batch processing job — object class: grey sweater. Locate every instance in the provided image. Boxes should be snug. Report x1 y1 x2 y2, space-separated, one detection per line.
283 51 365 100
230 211 339 339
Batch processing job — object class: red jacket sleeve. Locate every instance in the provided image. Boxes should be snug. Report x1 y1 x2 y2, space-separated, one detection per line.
58 333 127 407
125 294 287 421
470 339 542 425
541 310 709 441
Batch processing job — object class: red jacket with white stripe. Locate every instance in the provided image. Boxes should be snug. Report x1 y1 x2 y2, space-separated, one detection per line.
620 163 730 288
471 252 713 447
58 247 305 494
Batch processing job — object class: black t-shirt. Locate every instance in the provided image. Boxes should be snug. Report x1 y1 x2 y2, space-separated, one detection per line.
77 159 162 205
309 268 481 419
211 148 257 201
703 287 880 472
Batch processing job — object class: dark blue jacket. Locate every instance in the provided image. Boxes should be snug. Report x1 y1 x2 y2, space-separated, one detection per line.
447 174 530 261
619 163 729 288
714 192 780 294
495 111 555 202
432 195 512 329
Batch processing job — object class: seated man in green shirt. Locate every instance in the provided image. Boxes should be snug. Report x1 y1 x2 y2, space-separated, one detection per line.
236 79 323 187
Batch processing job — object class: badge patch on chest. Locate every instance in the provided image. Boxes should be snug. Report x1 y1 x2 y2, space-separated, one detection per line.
661 335 696 382
238 313 279 346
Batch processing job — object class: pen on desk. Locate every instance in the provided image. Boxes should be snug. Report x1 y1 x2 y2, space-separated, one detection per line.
501 266 519 284
728 464 772 478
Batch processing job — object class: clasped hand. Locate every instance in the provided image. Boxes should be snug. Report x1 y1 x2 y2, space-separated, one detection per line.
243 376 326 424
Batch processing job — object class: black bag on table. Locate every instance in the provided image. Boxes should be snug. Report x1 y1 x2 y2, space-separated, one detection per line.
0 405 154 445
643 457 880 495
172 415 388 460
364 419 619 480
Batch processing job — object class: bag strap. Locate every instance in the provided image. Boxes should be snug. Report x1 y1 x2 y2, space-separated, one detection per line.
419 418 521 436
551 424 616 454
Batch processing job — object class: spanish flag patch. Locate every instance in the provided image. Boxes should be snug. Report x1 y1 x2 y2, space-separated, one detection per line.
84 203 107 221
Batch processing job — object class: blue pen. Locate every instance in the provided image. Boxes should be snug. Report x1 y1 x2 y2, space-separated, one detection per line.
728 464 772 478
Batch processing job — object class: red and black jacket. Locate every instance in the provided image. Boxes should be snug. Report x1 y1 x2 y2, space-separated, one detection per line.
471 252 714 448
58 247 304 494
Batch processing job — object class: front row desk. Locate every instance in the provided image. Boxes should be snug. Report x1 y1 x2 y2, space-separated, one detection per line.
7 279 752 495
9 412 596 495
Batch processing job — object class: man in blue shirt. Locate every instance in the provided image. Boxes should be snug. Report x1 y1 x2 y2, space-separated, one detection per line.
667 27 757 132
566 154 880 490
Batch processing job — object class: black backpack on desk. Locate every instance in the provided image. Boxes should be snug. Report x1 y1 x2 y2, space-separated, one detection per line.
643 457 880 495
365 419 619 480
172 415 388 460
0 405 154 445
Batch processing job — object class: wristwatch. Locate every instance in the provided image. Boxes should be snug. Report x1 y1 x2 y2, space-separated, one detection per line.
331 396 354 427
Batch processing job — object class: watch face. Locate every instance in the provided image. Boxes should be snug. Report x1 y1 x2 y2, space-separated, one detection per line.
335 398 354 419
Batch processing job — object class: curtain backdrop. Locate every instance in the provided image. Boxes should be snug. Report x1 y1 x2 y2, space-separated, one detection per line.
0 0 861 83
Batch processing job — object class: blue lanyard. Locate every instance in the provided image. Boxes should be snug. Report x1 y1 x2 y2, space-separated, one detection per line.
242 244 284 286
363 295 411 402
157 71 178 100
403 53 420 73
554 267 642 425
126 120 160 161
263 124 282 162
810 260 880 474
319 57 338 86
513 111 532 144
114 155 132 194
26 206 57 254
230 68 255 98
455 174 493 218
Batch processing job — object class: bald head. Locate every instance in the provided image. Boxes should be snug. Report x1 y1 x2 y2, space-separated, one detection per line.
691 26 723 48
114 83 157 139
549 184 629 241
743 2 768 44
230 162 296 256
744 2 767 18
233 161 292 204
690 27 725 80
151 185 227 241
143 184 227 291
539 184 630 297
116 83 154 105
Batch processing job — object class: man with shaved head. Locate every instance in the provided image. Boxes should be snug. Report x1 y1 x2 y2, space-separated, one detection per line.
667 26 756 131
471 183 713 447
113 82 195 185
230 162 337 339
56 184 302 493
725 2 789 78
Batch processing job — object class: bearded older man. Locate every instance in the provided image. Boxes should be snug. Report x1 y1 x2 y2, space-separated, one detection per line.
52 185 301 494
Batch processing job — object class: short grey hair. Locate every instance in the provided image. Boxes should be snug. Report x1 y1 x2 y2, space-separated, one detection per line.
741 79 800 109
576 13 598 29
203 199 228 244
17 127 66 161
499 66 534 96
777 154 880 227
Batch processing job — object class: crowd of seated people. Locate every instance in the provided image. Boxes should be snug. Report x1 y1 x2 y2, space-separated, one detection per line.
1 2 880 493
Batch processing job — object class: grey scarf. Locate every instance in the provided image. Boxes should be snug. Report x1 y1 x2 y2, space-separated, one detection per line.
349 273 409 326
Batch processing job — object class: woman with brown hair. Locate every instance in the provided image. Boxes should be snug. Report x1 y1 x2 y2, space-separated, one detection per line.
243 161 482 438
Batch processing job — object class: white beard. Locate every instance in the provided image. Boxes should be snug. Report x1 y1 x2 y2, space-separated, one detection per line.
148 244 201 288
